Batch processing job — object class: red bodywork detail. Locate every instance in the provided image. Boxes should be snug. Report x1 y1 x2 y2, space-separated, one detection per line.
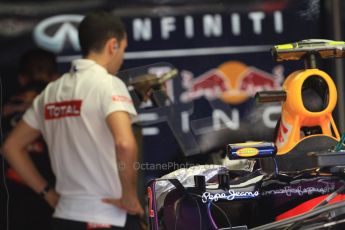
148 187 154 218
277 121 288 143
276 194 345 221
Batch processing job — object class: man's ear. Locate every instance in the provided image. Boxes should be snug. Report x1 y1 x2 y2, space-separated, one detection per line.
107 38 118 54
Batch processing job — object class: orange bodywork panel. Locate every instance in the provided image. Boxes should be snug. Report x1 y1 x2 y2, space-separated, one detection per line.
275 69 340 155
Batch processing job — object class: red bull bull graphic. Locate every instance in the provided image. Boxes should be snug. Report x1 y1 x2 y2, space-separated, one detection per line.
276 117 292 148
180 61 283 104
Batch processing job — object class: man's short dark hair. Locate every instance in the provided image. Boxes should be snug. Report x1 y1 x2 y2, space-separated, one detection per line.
19 48 57 81
78 11 126 56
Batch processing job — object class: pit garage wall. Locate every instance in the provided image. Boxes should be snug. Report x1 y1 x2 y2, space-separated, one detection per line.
0 0 322 174
1 0 325 172
0 0 331 229
115 0 323 172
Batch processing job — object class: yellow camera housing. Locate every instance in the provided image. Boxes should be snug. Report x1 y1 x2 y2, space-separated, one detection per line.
275 68 340 155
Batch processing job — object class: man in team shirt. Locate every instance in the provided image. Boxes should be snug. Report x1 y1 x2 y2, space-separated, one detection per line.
3 11 143 230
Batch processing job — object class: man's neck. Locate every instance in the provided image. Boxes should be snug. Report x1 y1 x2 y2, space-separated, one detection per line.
85 53 109 71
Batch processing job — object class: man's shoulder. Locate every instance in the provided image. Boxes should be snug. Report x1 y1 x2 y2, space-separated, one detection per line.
111 75 127 88
94 73 127 89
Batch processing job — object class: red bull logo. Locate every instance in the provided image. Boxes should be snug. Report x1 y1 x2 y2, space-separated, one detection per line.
180 61 282 104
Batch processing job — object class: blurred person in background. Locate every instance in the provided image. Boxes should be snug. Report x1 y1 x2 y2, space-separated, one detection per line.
2 48 58 230
3 48 59 118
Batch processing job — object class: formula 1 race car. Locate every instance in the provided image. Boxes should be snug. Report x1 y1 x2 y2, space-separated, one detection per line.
146 39 345 230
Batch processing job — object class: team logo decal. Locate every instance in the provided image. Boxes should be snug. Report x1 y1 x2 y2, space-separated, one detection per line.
33 15 83 53
180 61 283 104
45 100 82 120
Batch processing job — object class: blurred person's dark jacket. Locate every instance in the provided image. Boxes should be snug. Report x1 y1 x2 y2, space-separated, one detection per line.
2 48 58 230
